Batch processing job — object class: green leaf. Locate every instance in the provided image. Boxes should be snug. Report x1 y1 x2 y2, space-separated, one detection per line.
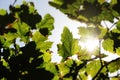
1 58 9 69
44 63 58 75
102 38 114 53
111 78 120 80
65 59 73 67
36 14 54 35
116 47 120 56
86 60 101 77
49 0 64 8
98 25 107 39
112 28 120 33
32 31 46 43
58 27 75 60
98 0 105 4
71 39 81 55
57 43 68 61
0 9 7 16
29 3 35 14
79 72 87 80
36 41 53 50
4 33 17 41
13 21 30 36
52 75 59 80
116 21 120 30
58 63 70 77
100 10 114 22
32 31 53 50
78 15 88 22
111 0 117 5
61 27 73 54
43 52 51 62
78 27 99 38
112 10 119 17
108 59 120 73
63 77 72 80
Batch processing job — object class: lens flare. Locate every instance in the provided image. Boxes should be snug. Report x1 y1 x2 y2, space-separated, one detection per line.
80 37 99 52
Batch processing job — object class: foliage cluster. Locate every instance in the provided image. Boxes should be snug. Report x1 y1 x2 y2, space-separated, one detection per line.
0 0 120 80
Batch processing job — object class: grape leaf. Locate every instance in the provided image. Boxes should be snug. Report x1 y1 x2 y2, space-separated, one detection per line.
102 38 114 53
63 77 72 80
65 59 73 68
116 47 120 56
98 0 105 4
71 39 81 55
0 9 7 16
116 21 120 30
36 14 54 35
43 52 51 62
111 0 117 5
108 59 120 73
36 41 53 50
32 31 53 50
112 28 120 33
44 63 58 75
49 0 64 8
60 27 73 56
86 60 101 77
4 33 17 41
98 25 107 39
32 31 46 43
13 21 30 36
58 63 70 77
1 58 9 68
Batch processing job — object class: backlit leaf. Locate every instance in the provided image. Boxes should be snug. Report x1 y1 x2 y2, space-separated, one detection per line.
36 41 53 50
71 39 81 55
4 33 17 41
63 77 72 80
116 21 120 30
116 47 120 56
98 25 107 38
58 63 70 77
86 60 101 77
111 0 117 5
60 27 73 56
32 31 46 43
1 58 9 69
44 63 58 75
36 14 54 35
49 0 64 8
65 59 73 67
0 9 7 16
13 21 30 36
102 38 114 53
98 0 105 4
108 59 120 73
43 52 51 62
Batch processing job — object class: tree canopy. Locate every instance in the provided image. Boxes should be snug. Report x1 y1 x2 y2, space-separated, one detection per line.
0 0 120 80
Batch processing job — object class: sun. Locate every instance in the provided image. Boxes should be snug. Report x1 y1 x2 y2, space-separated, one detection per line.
80 37 99 52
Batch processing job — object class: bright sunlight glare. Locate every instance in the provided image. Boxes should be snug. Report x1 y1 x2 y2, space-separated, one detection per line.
80 37 99 52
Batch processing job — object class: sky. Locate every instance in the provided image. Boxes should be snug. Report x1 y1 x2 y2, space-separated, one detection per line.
0 0 86 53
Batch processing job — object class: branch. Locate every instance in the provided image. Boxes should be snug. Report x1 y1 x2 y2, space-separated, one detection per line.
109 22 117 31
99 39 103 66
92 57 120 80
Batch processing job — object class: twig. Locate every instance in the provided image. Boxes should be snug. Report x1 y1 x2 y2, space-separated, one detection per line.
109 22 117 31
99 39 103 66
92 57 120 80
12 0 17 6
